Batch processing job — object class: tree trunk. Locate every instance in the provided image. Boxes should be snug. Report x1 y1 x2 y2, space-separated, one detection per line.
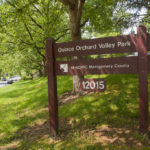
59 0 85 94
68 1 84 94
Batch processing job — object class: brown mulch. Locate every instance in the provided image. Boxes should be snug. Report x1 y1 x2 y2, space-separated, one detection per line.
58 91 92 106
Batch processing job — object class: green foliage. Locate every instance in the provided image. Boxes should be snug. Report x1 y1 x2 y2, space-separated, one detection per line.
142 9 150 32
82 0 122 34
0 0 149 77
113 0 150 33
0 0 69 75
1 0 147 76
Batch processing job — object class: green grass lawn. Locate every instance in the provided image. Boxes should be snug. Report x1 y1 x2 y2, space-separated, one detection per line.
0 75 150 150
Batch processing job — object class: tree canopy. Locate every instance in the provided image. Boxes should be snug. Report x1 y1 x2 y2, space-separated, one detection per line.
0 0 149 79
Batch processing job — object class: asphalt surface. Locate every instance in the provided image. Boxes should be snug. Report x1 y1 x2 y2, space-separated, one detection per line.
0 81 8 88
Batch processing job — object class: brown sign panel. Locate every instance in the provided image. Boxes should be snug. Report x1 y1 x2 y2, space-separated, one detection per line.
55 56 138 75
54 34 137 58
80 78 106 92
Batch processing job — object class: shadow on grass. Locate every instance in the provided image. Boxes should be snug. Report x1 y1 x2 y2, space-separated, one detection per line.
59 74 139 124
0 75 150 150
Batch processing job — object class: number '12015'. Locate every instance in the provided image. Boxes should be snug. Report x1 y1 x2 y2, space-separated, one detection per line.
82 80 105 90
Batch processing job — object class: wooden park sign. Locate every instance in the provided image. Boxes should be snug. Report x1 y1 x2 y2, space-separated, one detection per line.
46 26 150 136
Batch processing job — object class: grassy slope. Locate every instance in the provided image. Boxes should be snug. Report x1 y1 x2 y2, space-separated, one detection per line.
0 75 150 150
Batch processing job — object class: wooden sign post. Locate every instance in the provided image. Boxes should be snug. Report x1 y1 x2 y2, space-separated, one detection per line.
46 26 150 136
137 26 148 133
46 38 58 136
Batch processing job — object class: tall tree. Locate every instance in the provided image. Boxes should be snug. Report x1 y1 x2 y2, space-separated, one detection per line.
58 0 86 93
58 0 121 93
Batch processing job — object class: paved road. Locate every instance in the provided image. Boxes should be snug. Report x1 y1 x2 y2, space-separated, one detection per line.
0 81 8 88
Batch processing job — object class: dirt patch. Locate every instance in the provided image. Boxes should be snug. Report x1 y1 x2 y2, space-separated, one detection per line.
0 141 20 150
1 91 150 149
58 91 92 106
81 125 150 148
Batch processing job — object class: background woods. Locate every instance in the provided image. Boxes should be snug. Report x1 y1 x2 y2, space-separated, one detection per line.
0 0 149 90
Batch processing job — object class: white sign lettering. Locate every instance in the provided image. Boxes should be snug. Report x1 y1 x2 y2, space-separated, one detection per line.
98 43 115 49
82 80 105 90
57 41 131 53
67 64 130 70
117 41 131 47
58 47 74 53
76 44 97 51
